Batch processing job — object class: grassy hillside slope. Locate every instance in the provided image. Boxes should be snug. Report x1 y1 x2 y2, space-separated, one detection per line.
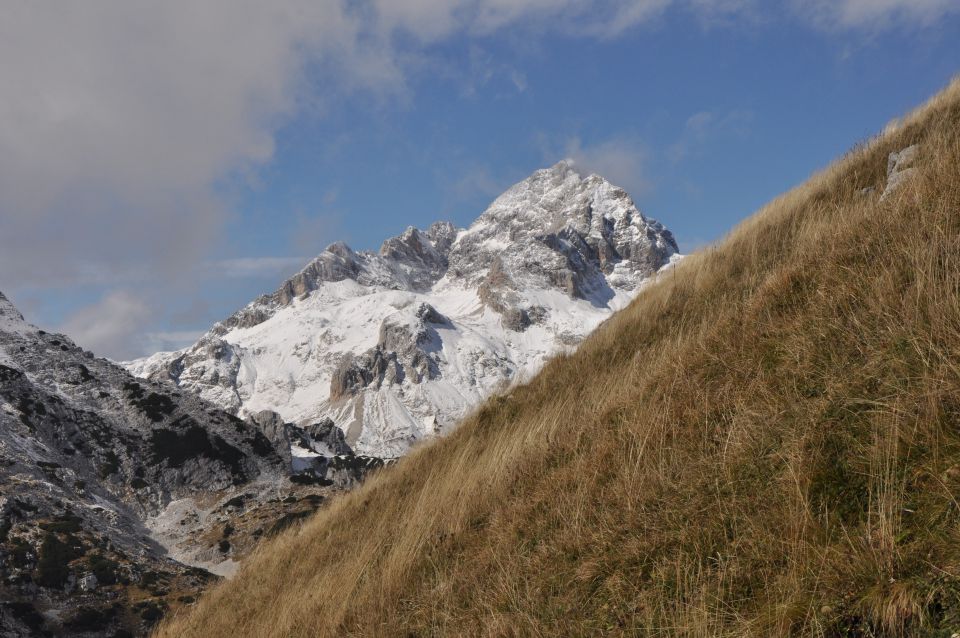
159 80 960 637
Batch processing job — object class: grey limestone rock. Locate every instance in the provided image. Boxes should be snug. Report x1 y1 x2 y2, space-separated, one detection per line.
303 418 353 457
330 303 446 400
881 144 920 201
249 409 293 469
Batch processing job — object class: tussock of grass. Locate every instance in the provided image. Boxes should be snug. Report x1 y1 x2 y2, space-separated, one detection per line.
158 79 960 637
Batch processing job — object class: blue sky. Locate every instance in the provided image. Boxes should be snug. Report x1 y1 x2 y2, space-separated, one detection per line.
1 1 959 358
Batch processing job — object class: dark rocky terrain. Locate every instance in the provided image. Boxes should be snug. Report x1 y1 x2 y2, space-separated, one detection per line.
0 292 380 636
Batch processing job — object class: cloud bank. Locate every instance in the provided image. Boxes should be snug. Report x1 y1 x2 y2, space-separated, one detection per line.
0 1 368 290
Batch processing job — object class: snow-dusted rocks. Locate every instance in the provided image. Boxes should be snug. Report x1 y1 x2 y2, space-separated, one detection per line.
0 291 373 634
447 160 676 299
0 291 293 635
128 162 680 459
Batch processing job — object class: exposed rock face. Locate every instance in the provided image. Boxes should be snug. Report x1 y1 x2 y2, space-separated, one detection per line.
0 293 282 512
248 410 293 468
0 292 287 635
127 162 680 458
881 144 920 200
246 410 381 488
303 419 353 457
332 302 447 400
277 242 363 304
379 225 452 289
447 160 676 302
0 292 383 636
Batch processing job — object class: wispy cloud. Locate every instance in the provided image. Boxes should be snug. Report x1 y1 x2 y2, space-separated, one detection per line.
289 211 348 257
142 330 206 357
510 70 529 93
449 165 513 202
793 0 960 30
668 109 753 164
213 257 307 279
562 136 652 198
59 291 152 361
54 254 304 358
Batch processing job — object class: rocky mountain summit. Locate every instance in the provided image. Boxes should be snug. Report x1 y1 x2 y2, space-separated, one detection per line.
128 161 680 458
0 292 380 637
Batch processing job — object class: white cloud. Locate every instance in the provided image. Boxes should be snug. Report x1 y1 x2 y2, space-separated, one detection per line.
449 165 513 202
793 0 960 30
563 137 651 198
511 71 530 92
372 0 468 41
0 1 376 290
687 0 759 26
470 0 673 38
0 1 383 358
59 291 152 361
214 257 307 279
142 330 206 356
370 0 760 42
668 109 752 163
668 111 715 163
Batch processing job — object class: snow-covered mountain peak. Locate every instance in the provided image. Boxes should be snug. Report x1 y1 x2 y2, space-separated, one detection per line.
127 165 680 458
446 161 676 305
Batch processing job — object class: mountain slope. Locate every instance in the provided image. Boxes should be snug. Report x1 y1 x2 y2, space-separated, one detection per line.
127 162 678 458
0 293 333 636
159 80 960 638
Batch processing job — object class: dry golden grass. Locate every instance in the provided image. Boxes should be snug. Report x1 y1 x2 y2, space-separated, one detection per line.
158 78 960 637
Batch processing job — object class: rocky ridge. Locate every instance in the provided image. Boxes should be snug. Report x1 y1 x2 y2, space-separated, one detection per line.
0 293 380 637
